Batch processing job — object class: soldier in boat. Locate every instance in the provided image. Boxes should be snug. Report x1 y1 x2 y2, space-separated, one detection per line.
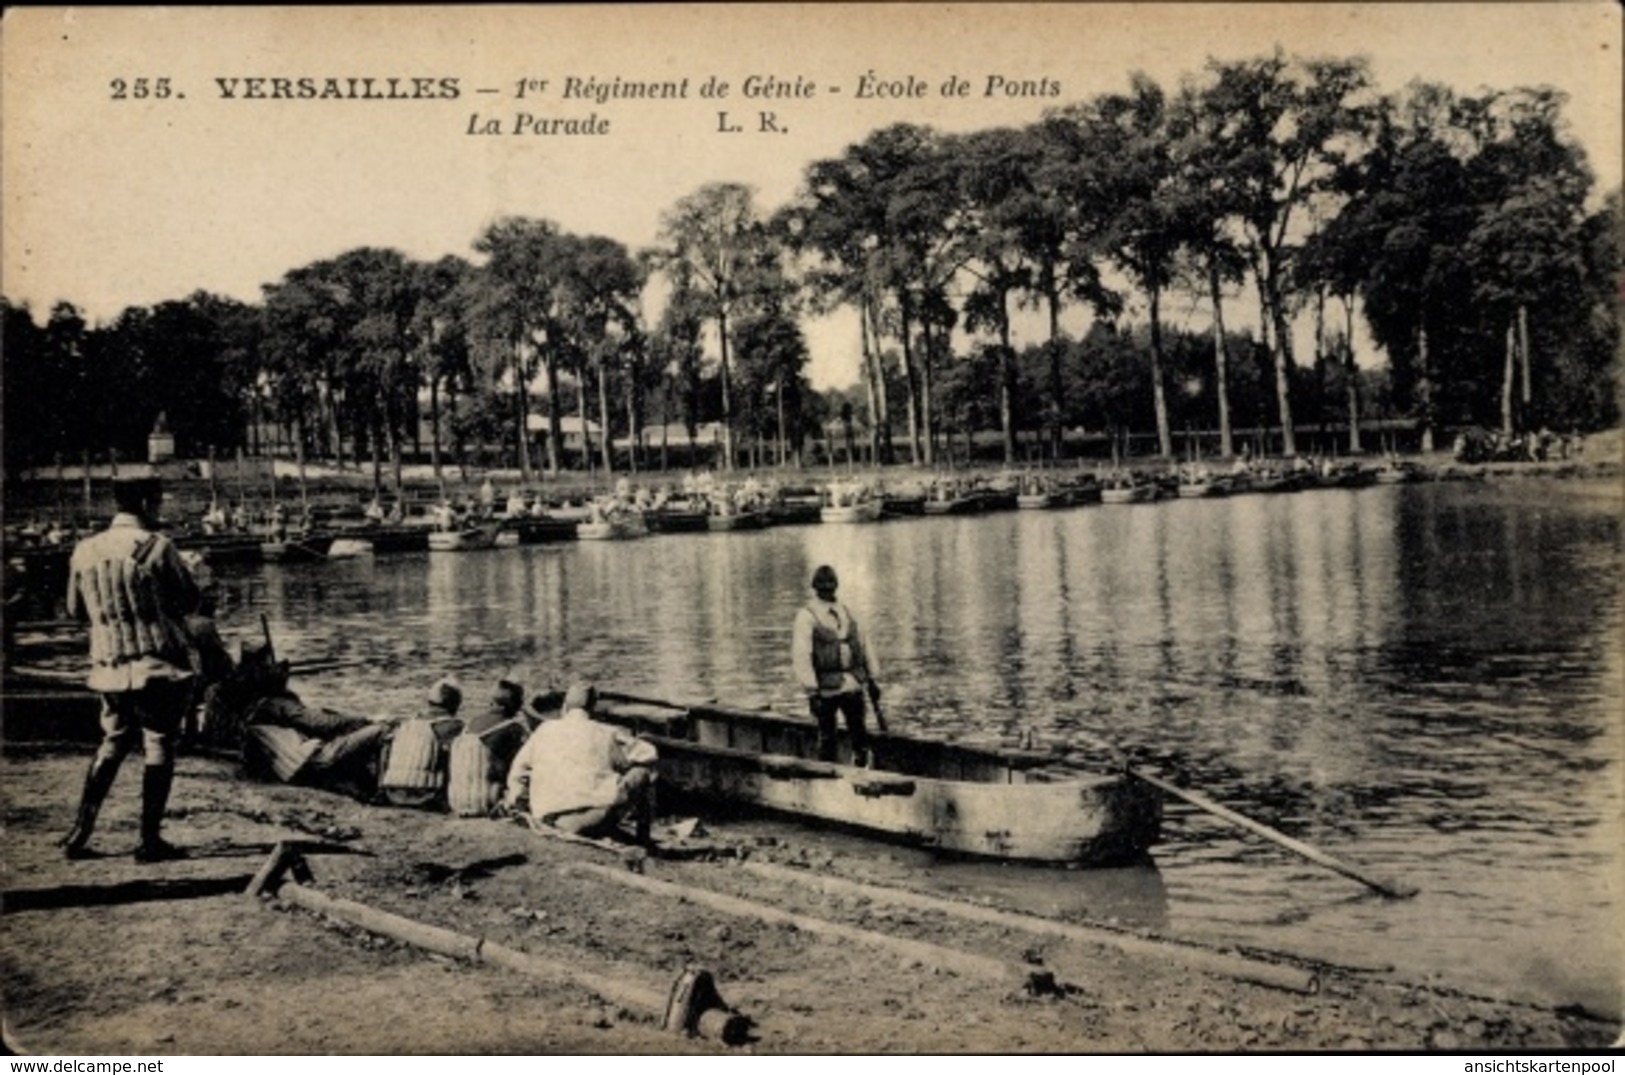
791 564 882 768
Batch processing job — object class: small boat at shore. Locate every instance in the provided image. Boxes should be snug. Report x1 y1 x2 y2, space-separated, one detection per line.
577 510 649 541
707 506 769 532
260 532 335 563
564 689 1163 865
427 522 501 551
820 498 884 524
645 505 710 534
326 537 375 559
820 482 884 524
1373 459 1421 484
1100 476 1157 504
1016 475 1098 509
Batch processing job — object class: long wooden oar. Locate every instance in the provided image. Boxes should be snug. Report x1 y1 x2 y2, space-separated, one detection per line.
1127 767 1418 899
865 680 890 734
1072 734 1418 900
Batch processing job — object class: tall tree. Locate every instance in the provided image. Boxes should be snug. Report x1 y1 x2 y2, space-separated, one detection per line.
558 234 646 474
410 255 475 492
472 217 574 479
656 183 774 470
958 126 1038 464
1198 51 1375 456
1067 74 1185 458
1464 88 1593 434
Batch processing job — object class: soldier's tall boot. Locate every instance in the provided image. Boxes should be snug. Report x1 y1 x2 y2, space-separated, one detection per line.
134 762 186 864
60 751 124 860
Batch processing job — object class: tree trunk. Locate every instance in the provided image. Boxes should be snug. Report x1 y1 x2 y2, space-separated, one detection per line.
294 415 310 519
1047 285 1064 461
860 295 880 467
1417 319 1435 453
898 294 921 466
323 374 342 468
577 373 593 473
448 382 464 491
1263 259 1298 458
1517 303 1531 408
919 313 936 468
1343 296 1361 454
999 292 1016 466
543 353 562 475
1149 285 1172 460
514 343 533 483
624 371 639 476
1501 318 1517 437
429 378 444 485
660 380 671 472
370 414 383 501
864 294 893 465
717 307 735 471
597 361 614 475
1209 262 1235 458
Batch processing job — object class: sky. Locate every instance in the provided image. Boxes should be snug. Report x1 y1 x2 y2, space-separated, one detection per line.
3 4 1620 389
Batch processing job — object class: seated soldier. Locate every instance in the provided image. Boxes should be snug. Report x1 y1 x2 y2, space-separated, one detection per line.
447 679 537 817
503 683 657 843
377 678 465 809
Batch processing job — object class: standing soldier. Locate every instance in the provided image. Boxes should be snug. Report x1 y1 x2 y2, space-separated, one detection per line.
61 475 201 862
791 565 881 767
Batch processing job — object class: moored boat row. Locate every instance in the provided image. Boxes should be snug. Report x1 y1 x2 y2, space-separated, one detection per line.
5 456 1440 584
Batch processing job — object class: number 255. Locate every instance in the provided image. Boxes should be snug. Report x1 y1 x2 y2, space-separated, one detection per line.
110 78 173 99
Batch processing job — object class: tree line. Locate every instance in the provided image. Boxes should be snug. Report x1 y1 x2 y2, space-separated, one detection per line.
5 50 1618 493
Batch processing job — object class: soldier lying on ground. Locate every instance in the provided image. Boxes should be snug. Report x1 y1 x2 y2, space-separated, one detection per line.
197 643 393 801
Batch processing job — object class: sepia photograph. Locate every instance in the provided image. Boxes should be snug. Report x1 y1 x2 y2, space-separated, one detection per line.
1 3 1621 1057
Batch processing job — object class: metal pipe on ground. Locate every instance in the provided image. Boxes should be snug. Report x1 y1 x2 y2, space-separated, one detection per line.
740 860 1321 996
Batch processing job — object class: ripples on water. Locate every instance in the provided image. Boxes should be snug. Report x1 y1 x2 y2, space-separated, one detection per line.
216 479 1623 1013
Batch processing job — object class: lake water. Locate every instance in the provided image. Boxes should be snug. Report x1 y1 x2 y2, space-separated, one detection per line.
214 477 1624 1014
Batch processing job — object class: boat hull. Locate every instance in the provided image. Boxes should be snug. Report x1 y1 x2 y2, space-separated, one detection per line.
582 692 1162 866
819 501 883 524
428 525 500 551
707 511 768 532
645 509 710 534
503 517 578 545
260 533 335 562
576 517 648 540
326 537 375 558
1101 486 1156 504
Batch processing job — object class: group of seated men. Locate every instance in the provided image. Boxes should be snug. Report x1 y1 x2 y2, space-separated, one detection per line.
197 646 657 844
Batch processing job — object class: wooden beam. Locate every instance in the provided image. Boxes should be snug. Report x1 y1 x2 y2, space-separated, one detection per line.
256 853 746 1045
562 861 1057 994
740 860 1321 995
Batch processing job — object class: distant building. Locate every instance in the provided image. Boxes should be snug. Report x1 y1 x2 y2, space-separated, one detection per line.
527 413 601 453
617 422 725 451
147 413 175 463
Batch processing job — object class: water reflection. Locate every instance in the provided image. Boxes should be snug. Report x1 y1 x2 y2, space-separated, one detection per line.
217 479 1622 1012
